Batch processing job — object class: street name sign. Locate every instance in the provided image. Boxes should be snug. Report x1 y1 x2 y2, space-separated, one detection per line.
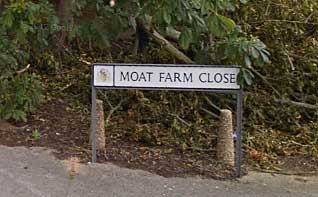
91 63 243 177
93 64 240 90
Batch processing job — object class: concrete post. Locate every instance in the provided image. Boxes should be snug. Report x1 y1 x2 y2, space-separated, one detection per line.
217 109 234 166
96 99 106 152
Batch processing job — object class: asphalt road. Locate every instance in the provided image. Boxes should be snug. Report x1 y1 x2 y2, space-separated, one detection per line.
0 145 317 197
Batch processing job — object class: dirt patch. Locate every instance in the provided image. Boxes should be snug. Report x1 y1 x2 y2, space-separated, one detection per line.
0 99 236 179
0 99 91 159
277 156 318 174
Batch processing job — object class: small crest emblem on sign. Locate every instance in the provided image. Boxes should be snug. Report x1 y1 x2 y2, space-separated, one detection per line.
98 68 111 82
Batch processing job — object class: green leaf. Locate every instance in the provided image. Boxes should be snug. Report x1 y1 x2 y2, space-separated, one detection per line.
153 10 164 25
14 110 27 122
27 11 35 24
193 13 206 28
20 22 30 34
2 12 14 28
244 55 252 67
217 14 235 31
163 9 171 25
237 69 244 86
179 28 193 49
208 15 224 37
262 49 271 56
242 69 254 85
187 12 193 24
208 14 235 37
251 46 260 59
240 42 248 53
260 51 270 63
201 0 214 14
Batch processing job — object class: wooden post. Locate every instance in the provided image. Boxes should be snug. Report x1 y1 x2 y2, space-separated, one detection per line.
217 109 234 166
96 99 106 152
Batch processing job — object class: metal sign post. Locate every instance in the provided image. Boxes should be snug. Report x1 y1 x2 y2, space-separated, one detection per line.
235 89 243 177
91 63 243 177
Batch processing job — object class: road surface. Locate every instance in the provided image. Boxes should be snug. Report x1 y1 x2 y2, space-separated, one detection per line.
0 145 317 197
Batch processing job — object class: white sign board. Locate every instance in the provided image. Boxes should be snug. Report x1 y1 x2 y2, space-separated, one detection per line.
93 64 240 90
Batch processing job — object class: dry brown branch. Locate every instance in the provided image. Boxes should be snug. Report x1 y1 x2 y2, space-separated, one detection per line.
168 113 191 127
204 96 221 112
250 66 281 97
250 19 318 25
200 107 220 120
106 99 124 123
137 18 194 64
274 99 318 110
79 58 92 65
16 64 31 75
